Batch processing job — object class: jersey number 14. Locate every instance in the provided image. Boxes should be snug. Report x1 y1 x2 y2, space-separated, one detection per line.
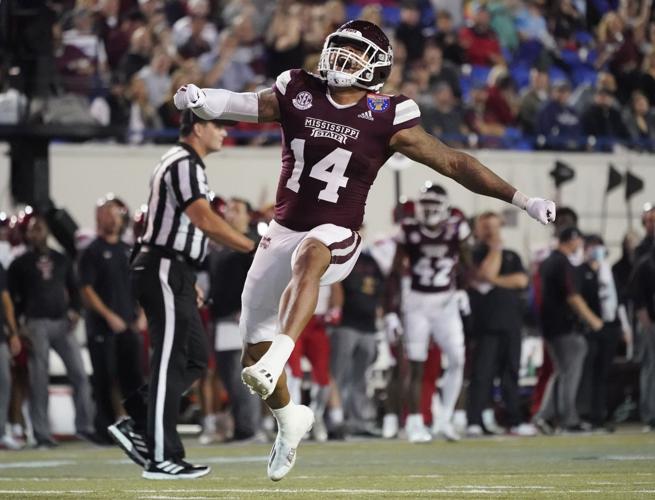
286 138 350 203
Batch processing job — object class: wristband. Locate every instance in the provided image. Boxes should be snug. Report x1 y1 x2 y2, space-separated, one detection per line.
511 191 529 210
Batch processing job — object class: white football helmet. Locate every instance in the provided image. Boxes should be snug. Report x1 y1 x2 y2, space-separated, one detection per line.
318 20 393 91
417 182 449 227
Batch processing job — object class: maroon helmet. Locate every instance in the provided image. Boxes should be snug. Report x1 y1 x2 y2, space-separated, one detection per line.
318 19 393 91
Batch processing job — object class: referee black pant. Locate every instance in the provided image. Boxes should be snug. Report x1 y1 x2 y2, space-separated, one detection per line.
124 251 208 462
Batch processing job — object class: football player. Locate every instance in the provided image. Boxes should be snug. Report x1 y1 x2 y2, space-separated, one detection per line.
386 183 469 443
174 20 555 481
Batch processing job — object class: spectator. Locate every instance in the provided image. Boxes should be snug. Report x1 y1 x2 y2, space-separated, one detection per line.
0 263 22 450
640 49 655 106
596 11 643 104
264 0 304 79
200 14 260 92
487 0 519 52
576 235 624 429
466 212 535 437
330 248 385 436
395 3 426 63
126 75 163 144
172 0 218 50
636 205 655 261
464 83 507 143
433 10 465 65
207 198 262 441
518 68 550 135
515 0 558 53
459 6 504 67
7 215 95 447
136 47 172 108
61 7 109 93
581 88 630 149
97 6 147 71
548 0 585 47
424 43 461 98
117 26 153 84
623 91 655 149
79 197 144 445
533 227 604 433
536 80 583 150
631 230 655 432
484 74 519 127
421 83 468 145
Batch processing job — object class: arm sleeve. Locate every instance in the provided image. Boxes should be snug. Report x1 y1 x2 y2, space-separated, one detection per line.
167 159 208 210
193 89 259 122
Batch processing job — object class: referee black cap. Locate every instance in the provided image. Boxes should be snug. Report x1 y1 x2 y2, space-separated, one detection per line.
179 110 237 136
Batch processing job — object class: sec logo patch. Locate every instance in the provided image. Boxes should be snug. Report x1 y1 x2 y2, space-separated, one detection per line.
293 91 313 110
367 94 390 112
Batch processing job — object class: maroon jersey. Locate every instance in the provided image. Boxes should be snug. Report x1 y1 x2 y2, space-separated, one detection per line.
397 211 471 293
273 69 421 231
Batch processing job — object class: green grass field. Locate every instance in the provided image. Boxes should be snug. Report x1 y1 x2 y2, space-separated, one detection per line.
1 427 654 499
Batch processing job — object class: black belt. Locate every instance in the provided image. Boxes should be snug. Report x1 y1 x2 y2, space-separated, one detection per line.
136 244 198 269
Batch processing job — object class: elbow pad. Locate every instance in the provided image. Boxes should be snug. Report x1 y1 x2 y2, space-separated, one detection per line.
192 89 259 123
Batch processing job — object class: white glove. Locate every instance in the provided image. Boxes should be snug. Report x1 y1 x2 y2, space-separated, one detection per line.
173 84 206 110
526 198 556 225
383 312 403 343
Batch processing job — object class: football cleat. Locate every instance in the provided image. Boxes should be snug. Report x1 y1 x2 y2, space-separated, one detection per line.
241 364 277 400
405 414 432 444
142 459 210 480
268 405 314 481
382 413 399 439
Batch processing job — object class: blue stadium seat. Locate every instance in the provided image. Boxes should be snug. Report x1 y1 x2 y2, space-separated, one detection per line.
346 5 362 22
548 66 568 84
382 6 401 26
510 64 531 90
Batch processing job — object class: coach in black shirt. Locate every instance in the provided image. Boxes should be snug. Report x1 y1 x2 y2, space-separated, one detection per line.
80 197 144 443
533 227 603 432
466 212 530 435
631 242 655 430
8 215 94 447
330 248 385 434
108 110 254 479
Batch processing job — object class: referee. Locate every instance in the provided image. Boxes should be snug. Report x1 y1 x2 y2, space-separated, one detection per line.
108 110 255 480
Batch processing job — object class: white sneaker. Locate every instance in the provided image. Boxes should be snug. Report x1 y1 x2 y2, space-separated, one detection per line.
311 417 328 443
509 423 538 437
268 405 314 481
406 414 432 444
382 414 399 439
1 434 25 450
242 364 277 400
434 421 461 442
466 424 483 438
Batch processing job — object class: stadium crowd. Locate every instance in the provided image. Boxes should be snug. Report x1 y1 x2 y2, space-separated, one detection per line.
0 193 654 449
2 0 655 149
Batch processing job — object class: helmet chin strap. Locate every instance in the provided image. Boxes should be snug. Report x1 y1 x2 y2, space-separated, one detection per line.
327 70 357 88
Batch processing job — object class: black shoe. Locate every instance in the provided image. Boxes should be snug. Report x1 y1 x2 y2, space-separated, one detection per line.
533 418 555 436
142 459 210 480
33 437 58 449
108 417 150 467
76 430 113 446
563 422 593 433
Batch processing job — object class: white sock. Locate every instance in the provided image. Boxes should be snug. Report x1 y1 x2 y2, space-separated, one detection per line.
272 400 297 432
287 373 302 405
329 407 344 426
255 334 295 379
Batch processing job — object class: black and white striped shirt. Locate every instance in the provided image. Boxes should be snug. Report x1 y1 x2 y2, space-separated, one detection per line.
141 143 209 264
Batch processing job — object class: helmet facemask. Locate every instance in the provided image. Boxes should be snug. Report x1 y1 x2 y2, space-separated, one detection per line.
318 31 392 91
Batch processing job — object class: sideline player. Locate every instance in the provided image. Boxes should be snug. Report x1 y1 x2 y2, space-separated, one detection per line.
387 183 469 443
174 19 556 481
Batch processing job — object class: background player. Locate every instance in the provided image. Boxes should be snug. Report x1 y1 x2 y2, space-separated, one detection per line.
387 183 470 443
174 19 556 481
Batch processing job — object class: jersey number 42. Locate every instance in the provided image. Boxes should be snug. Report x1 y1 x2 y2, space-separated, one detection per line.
286 139 351 203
